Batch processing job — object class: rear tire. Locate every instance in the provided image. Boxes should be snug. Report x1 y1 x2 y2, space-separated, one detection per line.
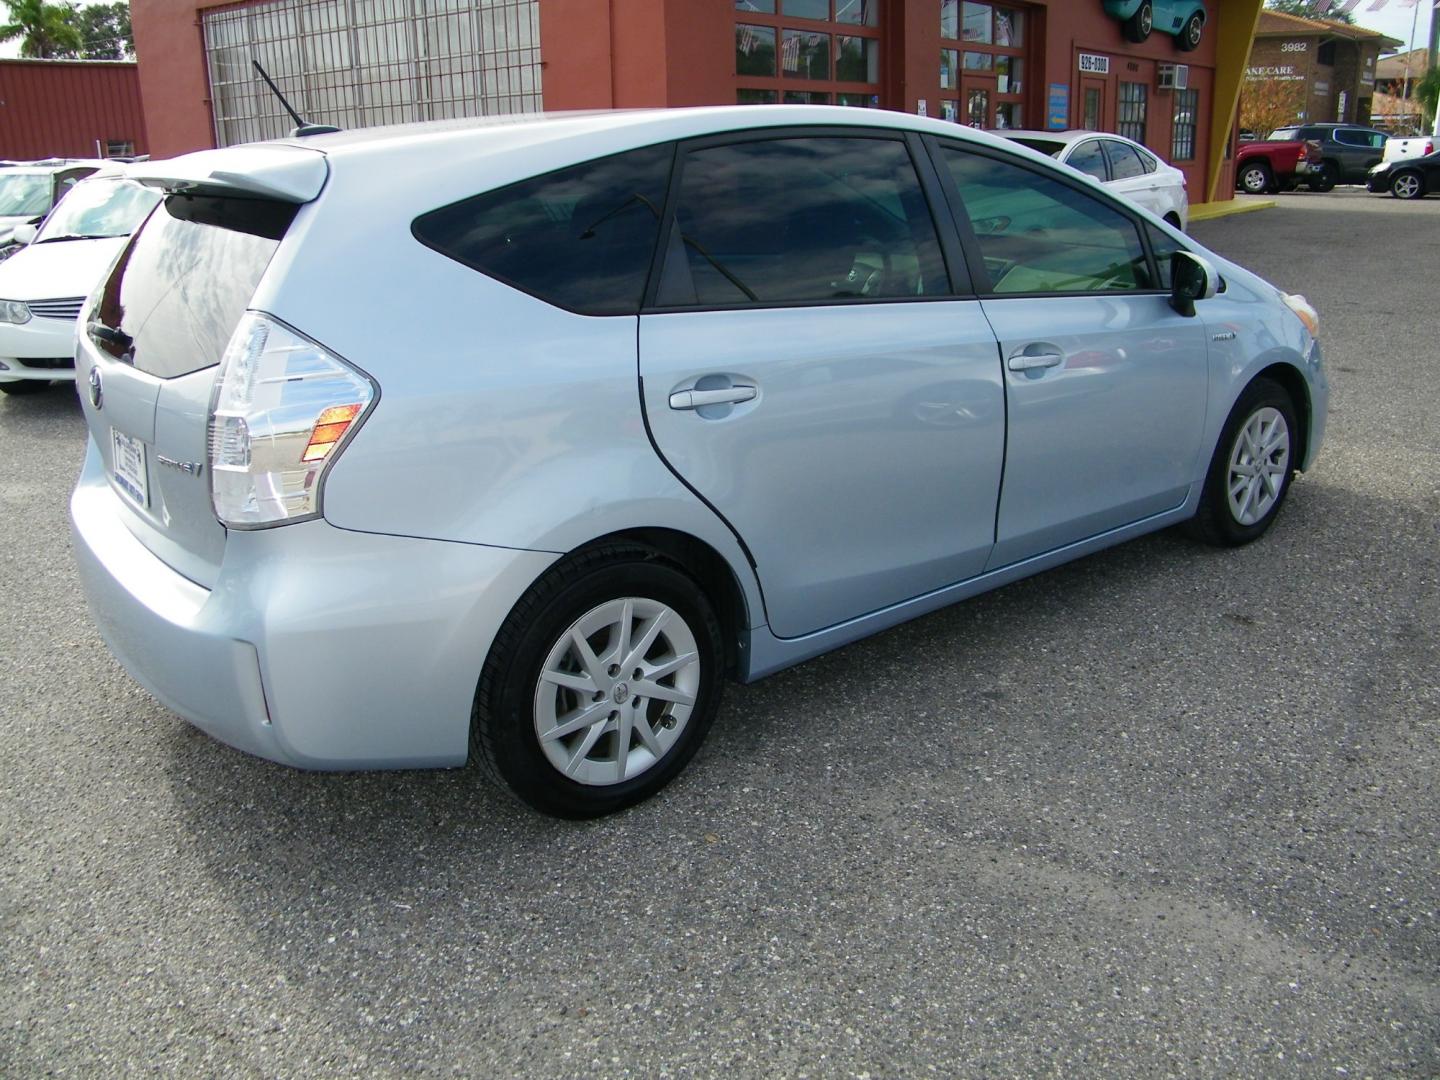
471 545 725 818
1177 12 1203 51
0 380 49 396
1187 378 1298 547
1239 162 1273 195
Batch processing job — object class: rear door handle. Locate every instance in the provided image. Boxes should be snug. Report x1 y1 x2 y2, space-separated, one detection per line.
668 385 757 410
1006 351 1064 372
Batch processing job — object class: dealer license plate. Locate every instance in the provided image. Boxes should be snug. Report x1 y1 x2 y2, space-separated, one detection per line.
111 429 148 508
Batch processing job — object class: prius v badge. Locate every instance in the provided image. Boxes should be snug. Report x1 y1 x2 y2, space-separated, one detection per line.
88 366 102 409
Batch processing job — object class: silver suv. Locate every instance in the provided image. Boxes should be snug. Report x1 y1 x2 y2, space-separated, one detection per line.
71 107 1327 816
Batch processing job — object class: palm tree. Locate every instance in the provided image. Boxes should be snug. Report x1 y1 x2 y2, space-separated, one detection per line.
0 0 84 59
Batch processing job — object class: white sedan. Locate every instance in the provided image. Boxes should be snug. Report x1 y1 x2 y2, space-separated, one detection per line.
992 129 1189 230
0 170 160 396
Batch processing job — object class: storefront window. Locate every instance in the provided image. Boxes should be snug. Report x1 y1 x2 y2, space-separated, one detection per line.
1118 81 1148 145
736 25 778 77
735 0 776 13
738 88 780 103
1172 88 1198 161
783 0 828 20
941 0 958 39
994 7 1023 47
837 36 878 82
967 87 988 127
834 0 878 26
941 49 958 90
782 29 831 78
995 55 1021 94
962 2 992 44
785 90 832 103
995 102 1022 129
963 51 993 71
837 92 880 107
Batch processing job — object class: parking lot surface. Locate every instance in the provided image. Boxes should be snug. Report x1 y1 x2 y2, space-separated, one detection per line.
2 188 1437 1077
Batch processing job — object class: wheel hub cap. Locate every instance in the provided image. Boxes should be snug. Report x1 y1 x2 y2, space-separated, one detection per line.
1226 406 1290 526
533 596 701 787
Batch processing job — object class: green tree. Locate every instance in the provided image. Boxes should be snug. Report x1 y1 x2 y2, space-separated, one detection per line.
0 0 83 57
76 1 131 59
1417 66 1440 132
1265 0 1356 25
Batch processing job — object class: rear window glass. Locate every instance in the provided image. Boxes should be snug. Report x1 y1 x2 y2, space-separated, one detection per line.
412 143 674 316
91 195 295 379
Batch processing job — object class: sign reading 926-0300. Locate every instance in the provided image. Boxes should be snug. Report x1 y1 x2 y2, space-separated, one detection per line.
1079 53 1111 74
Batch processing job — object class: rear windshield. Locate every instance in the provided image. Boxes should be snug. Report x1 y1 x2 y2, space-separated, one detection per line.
1269 128 1299 141
90 194 296 379
1009 138 1065 158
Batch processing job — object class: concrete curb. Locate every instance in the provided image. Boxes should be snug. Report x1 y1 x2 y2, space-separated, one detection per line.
1189 198 1278 222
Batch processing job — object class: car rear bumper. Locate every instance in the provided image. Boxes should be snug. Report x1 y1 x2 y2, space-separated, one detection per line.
71 440 558 769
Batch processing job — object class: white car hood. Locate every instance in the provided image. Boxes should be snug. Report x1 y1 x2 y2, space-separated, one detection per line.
0 236 127 301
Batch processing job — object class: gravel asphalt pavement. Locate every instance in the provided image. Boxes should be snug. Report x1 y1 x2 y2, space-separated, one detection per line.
2 188 1437 1077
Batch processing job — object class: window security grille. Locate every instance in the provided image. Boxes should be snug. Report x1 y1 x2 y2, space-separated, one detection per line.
202 0 541 148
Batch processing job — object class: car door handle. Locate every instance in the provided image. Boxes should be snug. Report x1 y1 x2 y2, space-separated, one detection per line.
1006 351 1064 372
668 385 757 410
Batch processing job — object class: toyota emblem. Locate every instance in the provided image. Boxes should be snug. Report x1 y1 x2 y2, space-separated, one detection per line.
88 366 102 410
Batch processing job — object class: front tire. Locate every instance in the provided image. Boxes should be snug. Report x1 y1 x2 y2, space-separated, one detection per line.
1123 0 1153 43
1309 162 1338 192
1188 378 1298 547
472 546 724 818
1391 170 1425 200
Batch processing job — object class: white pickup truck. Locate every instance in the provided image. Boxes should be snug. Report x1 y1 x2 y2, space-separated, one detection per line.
1383 134 1436 164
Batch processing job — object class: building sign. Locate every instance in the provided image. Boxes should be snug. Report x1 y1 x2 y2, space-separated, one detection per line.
1047 83 1070 130
1079 53 1111 74
1247 65 1305 82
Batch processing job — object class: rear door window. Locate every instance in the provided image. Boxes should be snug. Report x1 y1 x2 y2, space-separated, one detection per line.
1104 141 1147 180
413 143 674 316
654 135 950 307
90 195 297 379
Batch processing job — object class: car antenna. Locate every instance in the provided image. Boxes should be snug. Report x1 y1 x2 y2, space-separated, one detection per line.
252 59 342 138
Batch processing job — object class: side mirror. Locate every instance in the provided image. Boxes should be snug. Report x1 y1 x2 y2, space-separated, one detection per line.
10 223 37 246
1169 250 1218 317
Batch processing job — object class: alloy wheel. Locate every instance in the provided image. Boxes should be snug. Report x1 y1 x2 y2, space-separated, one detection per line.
533 596 701 787
1226 407 1290 526
1393 173 1422 199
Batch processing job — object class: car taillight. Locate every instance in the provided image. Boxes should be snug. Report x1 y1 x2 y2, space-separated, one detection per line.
207 312 377 529
1427 141 1435 156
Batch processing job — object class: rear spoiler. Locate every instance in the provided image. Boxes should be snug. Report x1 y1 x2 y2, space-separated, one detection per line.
128 144 328 203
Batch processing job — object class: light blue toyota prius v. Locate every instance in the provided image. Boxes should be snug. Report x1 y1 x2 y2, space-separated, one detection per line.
70 106 1326 816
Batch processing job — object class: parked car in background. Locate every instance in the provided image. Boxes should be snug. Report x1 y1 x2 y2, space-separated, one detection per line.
1367 147 1440 199
993 129 1188 228
69 107 1326 817
1268 124 1390 189
1382 133 1435 165
0 170 160 396
1234 136 1322 194
0 159 108 261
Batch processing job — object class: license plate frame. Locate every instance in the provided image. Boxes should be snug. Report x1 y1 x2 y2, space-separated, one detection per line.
111 428 148 508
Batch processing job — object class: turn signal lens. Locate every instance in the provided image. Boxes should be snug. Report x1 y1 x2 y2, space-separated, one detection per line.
208 312 376 528
1282 293 1319 340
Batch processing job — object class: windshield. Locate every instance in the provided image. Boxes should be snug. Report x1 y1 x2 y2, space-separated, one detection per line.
1009 138 1065 158
0 173 53 217
36 178 161 242
1269 128 1299 141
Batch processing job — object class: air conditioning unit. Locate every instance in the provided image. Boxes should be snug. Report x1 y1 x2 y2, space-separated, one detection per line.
1158 64 1190 90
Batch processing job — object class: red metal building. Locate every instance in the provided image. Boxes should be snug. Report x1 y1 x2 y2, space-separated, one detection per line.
130 0 1257 203
0 59 148 160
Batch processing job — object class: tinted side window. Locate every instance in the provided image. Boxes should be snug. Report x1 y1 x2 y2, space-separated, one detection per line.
1334 129 1364 147
1105 141 1146 180
657 137 950 307
413 143 673 316
1146 222 1184 290
941 146 1153 294
1136 147 1160 173
1067 139 1109 181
